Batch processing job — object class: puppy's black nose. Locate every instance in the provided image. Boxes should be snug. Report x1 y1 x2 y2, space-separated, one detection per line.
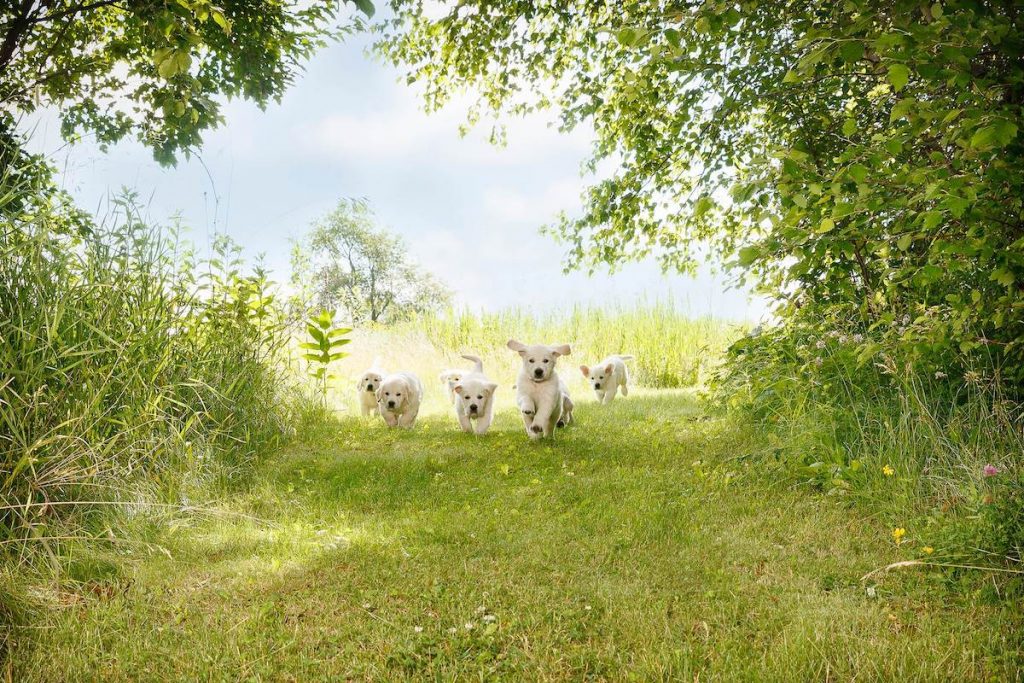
469 404 478 412
387 401 395 408
594 383 601 389
366 385 374 392
534 368 543 377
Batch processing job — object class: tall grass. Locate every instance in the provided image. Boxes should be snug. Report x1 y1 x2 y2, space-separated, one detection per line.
317 304 745 416
716 327 1024 580
0 189 296 571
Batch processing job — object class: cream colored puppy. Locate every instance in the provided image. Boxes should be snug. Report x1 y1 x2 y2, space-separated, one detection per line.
356 357 386 417
580 354 634 404
450 355 498 435
507 339 573 439
376 371 423 428
438 369 464 404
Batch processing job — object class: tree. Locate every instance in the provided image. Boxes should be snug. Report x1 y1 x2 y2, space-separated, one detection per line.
299 198 451 324
0 0 374 165
377 1 1024 383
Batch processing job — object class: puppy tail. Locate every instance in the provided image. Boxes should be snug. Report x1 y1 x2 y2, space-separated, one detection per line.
461 354 484 373
617 354 635 361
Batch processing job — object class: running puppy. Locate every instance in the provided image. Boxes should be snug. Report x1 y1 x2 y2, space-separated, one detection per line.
356 358 386 417
451 354 498 435
580 354 634 404
507 339 573 439
438 369 464 404
377 371 423 428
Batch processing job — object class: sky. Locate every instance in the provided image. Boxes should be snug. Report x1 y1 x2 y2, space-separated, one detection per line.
24 29 768 321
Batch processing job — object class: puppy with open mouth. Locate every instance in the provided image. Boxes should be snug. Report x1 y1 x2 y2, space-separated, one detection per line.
507 339 573 439
376 371 423 428
356 357 386 417
450 354 498 435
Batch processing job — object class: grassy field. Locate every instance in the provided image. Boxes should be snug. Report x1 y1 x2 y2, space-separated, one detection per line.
10 390 1021 680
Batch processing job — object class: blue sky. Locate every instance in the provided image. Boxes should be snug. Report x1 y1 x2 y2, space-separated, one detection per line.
26 30 767 320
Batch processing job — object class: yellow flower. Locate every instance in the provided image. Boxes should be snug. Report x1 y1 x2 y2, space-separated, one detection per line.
883 465 895 477
922 546 934 555
892 527 906 545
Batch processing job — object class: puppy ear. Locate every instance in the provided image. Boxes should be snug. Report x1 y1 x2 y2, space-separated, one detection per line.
552 344 571 357
507 339 526 354
484 381 498 394
580 365 590 377
452 383 463 395
375 386 384 401
605 363 614 375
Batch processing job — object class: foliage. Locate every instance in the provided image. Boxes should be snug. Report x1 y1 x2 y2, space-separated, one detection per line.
377 1 1024 385
296 198 452 324
300 310 352 402
0 0 374 164
0 179 295 562
712 324 1023 575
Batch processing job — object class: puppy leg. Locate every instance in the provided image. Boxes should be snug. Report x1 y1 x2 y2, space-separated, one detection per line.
604 384 618 404
457 408 474 433
621 380 629 397
595 390 605 403
557 394 574 428
474 409 493 435
534 395 557 438
381 410 398 428
517 395 536 435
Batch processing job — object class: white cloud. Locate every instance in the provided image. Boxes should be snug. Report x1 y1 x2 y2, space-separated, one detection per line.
300 94 592 168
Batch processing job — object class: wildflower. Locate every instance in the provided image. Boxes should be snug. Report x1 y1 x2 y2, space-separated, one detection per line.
414 626 424 633
482 614 497 623
883 465 895 477
465 622 475 630
892 527 906 545
934 371 947 380
983 464 999 477
813 357 823 367
852 333 864 343
922 546 934 555
815 339 826 349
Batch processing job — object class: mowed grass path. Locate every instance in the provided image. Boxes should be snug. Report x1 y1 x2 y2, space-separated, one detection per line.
15 392 1022 680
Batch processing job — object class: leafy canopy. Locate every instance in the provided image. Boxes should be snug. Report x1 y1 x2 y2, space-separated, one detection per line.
378 1 1024 382
1 0 374 164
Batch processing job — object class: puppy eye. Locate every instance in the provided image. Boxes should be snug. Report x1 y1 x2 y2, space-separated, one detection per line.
477 395 483 399
543 359 549 363
396 393 401 397
529 358 535 363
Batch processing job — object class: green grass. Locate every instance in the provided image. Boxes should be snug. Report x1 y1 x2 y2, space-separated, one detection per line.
9 391 1021 680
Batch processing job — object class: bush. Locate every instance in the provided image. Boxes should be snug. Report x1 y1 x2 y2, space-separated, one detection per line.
714 321 1024 576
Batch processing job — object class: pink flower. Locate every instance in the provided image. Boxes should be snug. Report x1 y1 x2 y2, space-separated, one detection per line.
983 464 999 477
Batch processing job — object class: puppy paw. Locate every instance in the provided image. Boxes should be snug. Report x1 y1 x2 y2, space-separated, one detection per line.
556 420 565 428
530 424 543 434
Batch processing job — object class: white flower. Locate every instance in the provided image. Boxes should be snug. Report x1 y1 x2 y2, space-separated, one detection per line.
935 371 947 379
815 340 826 349
414 626 423 633
482 614 497 623
464 622 475 630
852 333 864 343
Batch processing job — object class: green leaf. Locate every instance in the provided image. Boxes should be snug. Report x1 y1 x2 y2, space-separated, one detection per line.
847 164 869 184
842 118 857 136
970 125 998 150
737 246 761 266
921 211 943 230
897 234 913 251
991 267 1016 287
840 41 863 64
694 195 713 217
817 218 835 233
211 9 231 34
351 0 374 17
616 27 639 47
306 324 325 343
887 64 910 91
